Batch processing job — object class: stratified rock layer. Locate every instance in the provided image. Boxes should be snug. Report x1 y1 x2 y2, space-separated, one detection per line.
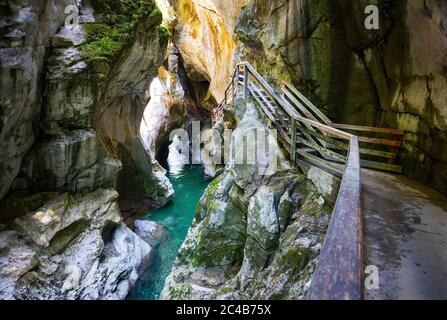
0 0 73 199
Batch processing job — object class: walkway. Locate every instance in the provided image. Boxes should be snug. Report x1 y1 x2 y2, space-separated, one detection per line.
363 169 447 300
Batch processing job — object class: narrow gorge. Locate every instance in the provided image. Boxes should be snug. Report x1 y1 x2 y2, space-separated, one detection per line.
1 0 446 301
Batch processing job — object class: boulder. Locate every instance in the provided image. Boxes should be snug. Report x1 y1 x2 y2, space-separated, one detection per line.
0 231 38 300
1 189 153 300
133 220 170 247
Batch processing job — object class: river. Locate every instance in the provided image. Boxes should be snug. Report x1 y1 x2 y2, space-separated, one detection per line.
126 163 209 300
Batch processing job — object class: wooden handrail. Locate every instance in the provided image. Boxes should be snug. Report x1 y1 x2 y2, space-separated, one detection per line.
239 62 352 141
332 123 404 135
308 136 363 300
282 81 333 125
280 80 403 170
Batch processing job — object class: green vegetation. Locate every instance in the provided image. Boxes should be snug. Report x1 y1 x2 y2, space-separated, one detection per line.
81 0 164 65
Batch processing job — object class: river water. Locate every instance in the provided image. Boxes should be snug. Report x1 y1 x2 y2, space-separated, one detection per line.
126 163 209 300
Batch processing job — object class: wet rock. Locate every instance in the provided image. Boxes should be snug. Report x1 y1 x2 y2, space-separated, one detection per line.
76 224 153 300
133 220 170 247
150 161 175 208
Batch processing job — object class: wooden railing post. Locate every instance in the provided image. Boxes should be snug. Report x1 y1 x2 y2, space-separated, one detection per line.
243 65 249 100
291 118 297 162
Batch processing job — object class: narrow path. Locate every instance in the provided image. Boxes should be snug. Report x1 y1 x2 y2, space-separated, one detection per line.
362 169 447 300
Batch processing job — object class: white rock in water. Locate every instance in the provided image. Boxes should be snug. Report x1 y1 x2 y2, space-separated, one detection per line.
133 220 170 247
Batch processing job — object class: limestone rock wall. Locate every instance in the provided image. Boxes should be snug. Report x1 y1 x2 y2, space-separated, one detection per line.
94 1 172 204
234 0 447 193
140 45 198 160
0 0 73 199
170 0 246 104
0 0 171 300
0 0 172 209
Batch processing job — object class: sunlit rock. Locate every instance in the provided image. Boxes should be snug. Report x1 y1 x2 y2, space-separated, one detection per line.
0 231 38 300
170 0 244 103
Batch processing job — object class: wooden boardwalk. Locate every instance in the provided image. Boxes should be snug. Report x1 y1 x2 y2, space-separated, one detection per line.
363 169 447 300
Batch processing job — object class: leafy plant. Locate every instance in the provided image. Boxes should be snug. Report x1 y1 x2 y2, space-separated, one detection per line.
81 0 164 65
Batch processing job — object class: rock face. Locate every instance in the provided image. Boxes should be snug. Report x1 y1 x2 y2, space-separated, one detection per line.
93 0 172 204
0 0 172 300
1 189 152 300
0 0 173 209
201 122 226 178
234 0 447 194
140 45 196 160
0 0 73 199
170 0 243 104
0 231 38 300
161 97 332 300
21 130 121 194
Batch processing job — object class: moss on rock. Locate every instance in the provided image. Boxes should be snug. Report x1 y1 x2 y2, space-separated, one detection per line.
81 0 164 65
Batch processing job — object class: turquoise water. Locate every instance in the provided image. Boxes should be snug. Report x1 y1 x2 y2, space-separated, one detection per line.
126 164 209 300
